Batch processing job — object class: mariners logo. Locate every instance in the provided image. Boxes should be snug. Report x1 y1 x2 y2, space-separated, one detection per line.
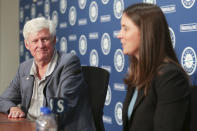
181 47 196 75
70 50 76 55
38 13 42 17
102 0 109 4
114 102 123 125
101 33 111 55
31 3 36 19
105 86 111 106
90 49 99 67
89 1 98 22
52 10 58 28
44 0 50 17
113 0 124 19
20 8 24 22
60 0 67 14
25 17 30 23
69 6 77 26
181 0 195 9
79 35 87 55
78 0 87 9
20 41 24 57
169 27 176 48
60 37 67 53
25 52 30 60
114 49 125 72
143 0 156 4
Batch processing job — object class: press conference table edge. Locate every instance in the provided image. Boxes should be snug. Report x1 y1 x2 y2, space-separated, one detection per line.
0 113 35 131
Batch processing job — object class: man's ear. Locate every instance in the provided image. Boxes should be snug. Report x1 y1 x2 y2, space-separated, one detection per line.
24 40 30 50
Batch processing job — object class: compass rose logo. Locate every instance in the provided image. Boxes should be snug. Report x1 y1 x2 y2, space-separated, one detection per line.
181 47 196 75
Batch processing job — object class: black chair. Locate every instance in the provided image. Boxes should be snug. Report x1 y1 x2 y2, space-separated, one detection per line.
82 66 110 131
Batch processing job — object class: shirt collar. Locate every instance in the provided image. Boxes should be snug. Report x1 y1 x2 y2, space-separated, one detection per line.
30 50 58 78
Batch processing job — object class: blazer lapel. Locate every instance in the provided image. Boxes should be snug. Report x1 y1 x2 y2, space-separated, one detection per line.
128 88 145 124
122 87 134 128
22 75 34 111
43 75 54 106
133 88 145 111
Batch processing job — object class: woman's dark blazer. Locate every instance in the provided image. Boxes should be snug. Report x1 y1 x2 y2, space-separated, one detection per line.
122 63 190 131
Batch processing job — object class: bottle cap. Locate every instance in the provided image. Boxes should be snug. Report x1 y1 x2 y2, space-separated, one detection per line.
40 107 52 114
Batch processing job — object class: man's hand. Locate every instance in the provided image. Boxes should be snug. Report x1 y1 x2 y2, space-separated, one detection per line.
8 107 25 118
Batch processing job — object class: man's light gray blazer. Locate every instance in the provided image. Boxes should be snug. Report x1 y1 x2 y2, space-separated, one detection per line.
0 51 96 131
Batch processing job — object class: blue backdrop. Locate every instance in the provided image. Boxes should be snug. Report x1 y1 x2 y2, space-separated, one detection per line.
19 0 197 130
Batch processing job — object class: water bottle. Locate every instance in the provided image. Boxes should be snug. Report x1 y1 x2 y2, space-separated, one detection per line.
36 107 57 131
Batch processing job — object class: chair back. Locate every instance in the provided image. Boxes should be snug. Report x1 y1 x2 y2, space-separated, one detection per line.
82 66 110 131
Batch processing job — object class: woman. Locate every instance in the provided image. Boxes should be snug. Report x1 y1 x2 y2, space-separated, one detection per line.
117 3 190 131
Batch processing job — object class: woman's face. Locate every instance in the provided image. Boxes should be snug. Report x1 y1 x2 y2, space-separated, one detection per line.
117 13 141 59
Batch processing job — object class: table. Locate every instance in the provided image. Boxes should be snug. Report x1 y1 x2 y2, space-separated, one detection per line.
0 113 35 131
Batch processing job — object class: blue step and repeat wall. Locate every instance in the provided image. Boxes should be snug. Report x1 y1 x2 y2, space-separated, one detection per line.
19 0 197 130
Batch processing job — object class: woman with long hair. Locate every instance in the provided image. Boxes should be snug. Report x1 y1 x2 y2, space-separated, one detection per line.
117 3 190 131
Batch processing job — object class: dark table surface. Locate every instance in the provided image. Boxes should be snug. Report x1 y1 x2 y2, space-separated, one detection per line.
0 113 35 131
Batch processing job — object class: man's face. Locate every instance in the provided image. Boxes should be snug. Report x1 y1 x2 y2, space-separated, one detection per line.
25 28 56 64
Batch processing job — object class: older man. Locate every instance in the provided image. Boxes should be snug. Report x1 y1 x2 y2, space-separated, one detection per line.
0 17 96 131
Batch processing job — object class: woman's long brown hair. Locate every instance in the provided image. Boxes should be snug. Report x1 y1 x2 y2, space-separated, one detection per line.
123 3 188 95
